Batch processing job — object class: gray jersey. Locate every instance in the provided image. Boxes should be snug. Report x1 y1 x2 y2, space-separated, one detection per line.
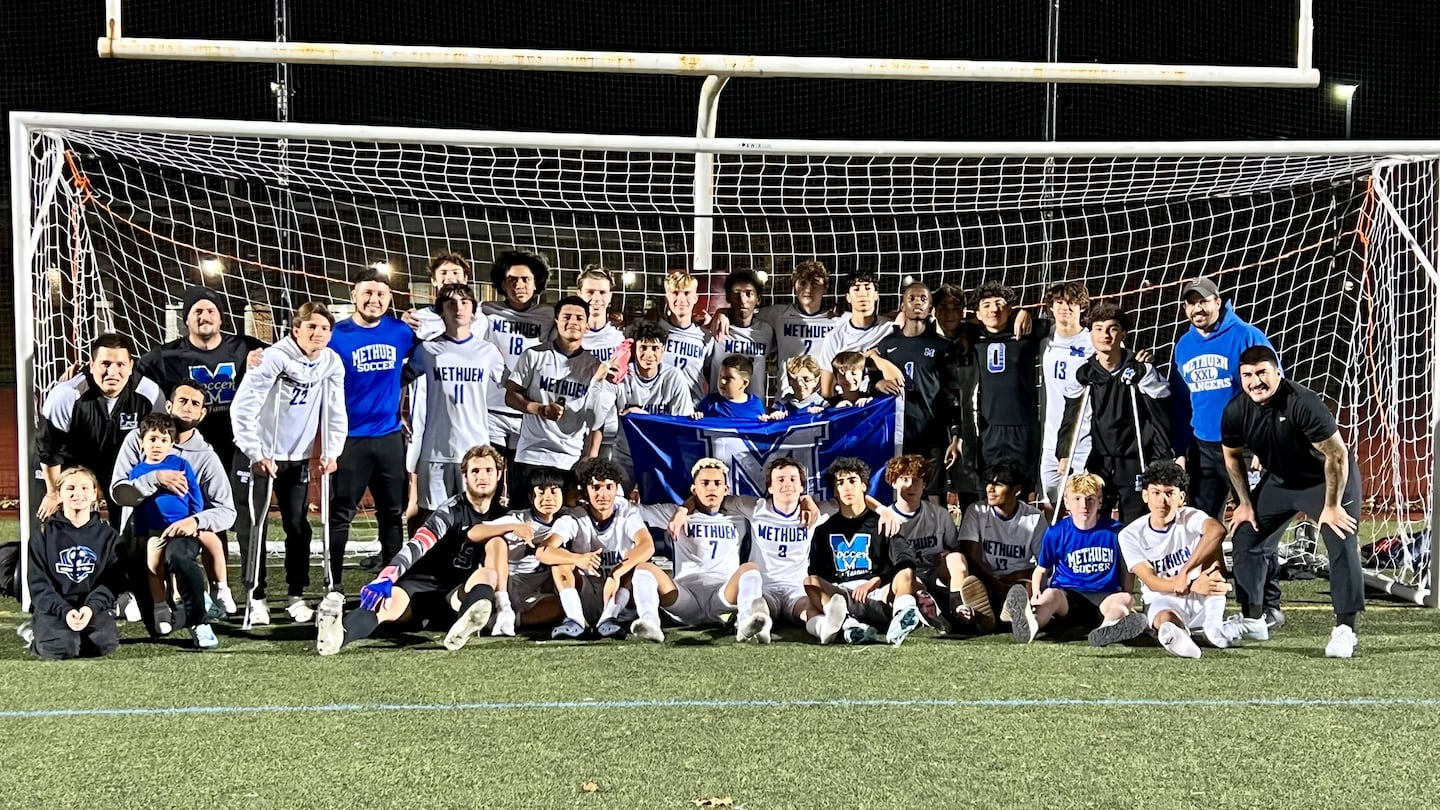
582 324 625 364
230 338 347 463
482 301 554 421
759 303 836 394
410 335 506 463
812 316 889 372
958 501 1046 575
892 501 960 574
509 342 604 469
656 317 712 400
708 318 776 402
599 366 695 472
488 510 580 575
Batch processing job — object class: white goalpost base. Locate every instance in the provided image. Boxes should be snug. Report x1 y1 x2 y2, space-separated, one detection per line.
11 112 1440 606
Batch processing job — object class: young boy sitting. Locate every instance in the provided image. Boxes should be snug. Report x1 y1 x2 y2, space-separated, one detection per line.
1004 472 1147 646
125 413 224 647
27 467 122 660
763 355 828 420
693 354 766 419
1118 459 1269 658
827 351 874 408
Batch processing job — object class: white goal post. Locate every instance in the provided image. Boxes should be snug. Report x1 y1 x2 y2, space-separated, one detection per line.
11 111 1440 606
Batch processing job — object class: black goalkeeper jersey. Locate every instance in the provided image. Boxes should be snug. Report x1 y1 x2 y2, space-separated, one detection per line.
970 320 1049 429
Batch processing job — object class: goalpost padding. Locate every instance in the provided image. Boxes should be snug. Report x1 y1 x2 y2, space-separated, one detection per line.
11 113 1439 602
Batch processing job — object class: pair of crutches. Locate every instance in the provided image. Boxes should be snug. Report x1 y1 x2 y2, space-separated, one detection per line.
1049 378 1151 526
242 381 335 629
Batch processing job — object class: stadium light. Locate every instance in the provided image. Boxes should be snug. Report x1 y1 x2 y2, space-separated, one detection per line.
370 260 393 276
754 270 769 285
621 270 638 288
200 257 226 276
1331 83 1358 138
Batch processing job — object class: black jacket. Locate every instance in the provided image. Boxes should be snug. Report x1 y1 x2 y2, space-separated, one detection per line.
1058 351 1173 464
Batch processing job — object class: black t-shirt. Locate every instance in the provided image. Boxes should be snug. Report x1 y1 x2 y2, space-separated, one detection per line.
969 320 1049 428
1220 379 1337 488
808 509 913 584
139 334 268 466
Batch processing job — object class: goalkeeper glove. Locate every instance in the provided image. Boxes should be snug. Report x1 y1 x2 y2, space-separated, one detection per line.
359 567 399 611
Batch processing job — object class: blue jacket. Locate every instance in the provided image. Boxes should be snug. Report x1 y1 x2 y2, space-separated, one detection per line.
1169 302 1275 450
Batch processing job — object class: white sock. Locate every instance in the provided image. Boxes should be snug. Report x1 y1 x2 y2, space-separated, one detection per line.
892 594 916 613
737 571 762 622
841 616 863 631
599 587 630 623
805 615 824 639
496 592 512 611
1099 616 1119 628
632 570 661 625
559 588 586 626
1202 594 1226 627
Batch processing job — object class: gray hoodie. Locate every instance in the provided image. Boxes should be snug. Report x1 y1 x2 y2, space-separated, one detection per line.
111 427 237 533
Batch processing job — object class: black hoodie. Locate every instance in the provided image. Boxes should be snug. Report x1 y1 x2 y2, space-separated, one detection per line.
27 512 120 617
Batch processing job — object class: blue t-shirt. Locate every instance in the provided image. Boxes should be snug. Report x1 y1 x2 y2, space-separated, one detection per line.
696 393 765 419
130 454 204 537
329 316 417 438
1037 516 1126 593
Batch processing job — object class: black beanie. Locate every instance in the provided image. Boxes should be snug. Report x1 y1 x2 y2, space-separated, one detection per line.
181 286 224 323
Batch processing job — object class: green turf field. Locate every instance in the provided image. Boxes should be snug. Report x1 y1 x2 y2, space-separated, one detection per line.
0 522 1437 809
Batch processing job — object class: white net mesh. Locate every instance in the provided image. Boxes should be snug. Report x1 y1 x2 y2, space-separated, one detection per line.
16 121 1438 600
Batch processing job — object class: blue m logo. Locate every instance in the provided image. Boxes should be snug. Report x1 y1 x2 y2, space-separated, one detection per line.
829 533 872 573
703 421 828 498
189 362 239 405
56 546 98 584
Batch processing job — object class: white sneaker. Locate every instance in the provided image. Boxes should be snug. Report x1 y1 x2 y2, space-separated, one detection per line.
1158 623 1202 659
491 608 517 637
886 602 922 647
1218 615 1269 645
315 592 346 656
1202 622 1233 649
191 623 220 650
214 585 238 615
1325 625 1357 659
443 599 493 651
630 617 665 643
286 597 315 624
818 594 847 645
117 592 142 623
736 598 770 643
246 598 271 627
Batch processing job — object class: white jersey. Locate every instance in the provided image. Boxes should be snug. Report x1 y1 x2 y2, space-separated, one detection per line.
812 316 889 372
759 303 836 386
560 503 648 576
598 367 695 471
409 335 506 463
581 323 625 365
509 342 604 469
488 510 580 575
1119 506 1211 600
230 338 347 463
1041 329 1093 457
639 503 746 582
892 500 959 573
482 301 554 420
957 501 1045 575
656 317 712 400
411 304 492 343
707 318 776 402
723 495 811 588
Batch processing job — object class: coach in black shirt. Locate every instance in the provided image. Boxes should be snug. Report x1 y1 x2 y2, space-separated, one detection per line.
1220 345 1364 658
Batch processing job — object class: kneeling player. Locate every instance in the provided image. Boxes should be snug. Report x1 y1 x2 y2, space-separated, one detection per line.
886 455 962 632
1118 460 1268 659
315 446 515 655
641 458 767 639
1004 473 1146 646
804 458 922 646
951 464 1046 633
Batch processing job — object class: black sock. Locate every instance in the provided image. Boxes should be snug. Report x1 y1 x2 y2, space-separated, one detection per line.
1336 612 1357 629
341 609 381 646
459 584 495 614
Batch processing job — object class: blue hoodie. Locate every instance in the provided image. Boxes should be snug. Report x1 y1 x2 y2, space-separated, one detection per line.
1169 302 1275 448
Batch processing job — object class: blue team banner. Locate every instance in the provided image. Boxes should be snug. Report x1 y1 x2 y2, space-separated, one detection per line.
623 396 904 503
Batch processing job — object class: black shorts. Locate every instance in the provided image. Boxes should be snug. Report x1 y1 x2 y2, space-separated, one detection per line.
1060 589 1113 627
395 572 465 626
508 569 555 612
841 584 895 628
980 424 1037 491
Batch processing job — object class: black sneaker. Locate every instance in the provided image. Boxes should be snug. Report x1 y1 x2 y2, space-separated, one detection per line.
1087 612 1149 647
597 619 627 640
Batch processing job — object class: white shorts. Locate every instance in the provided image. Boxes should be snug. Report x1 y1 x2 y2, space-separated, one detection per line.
762 582 808 618
488 411 523 451
1144 593 1225 630
417 461 461 511
1039 438 1091 503
667 575 733 627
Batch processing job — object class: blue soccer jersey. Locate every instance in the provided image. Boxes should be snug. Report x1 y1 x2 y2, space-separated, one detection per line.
329 316 416 438
1037 516 1126 593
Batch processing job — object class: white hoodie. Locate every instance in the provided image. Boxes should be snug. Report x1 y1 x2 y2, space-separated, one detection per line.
230 337 347 463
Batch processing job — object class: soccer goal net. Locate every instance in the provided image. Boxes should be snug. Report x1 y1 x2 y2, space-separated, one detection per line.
11 114 1439 603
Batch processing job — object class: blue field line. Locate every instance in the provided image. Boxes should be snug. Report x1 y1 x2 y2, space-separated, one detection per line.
1 695 1436 721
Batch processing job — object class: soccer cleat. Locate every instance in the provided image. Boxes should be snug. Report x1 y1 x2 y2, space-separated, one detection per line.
818 594 847 645
1087 612 1148 647
117 592 142 623
191 623 220 650
443 599 494 651
1223 615 1270 642
1202 622 1234 649
630 618 665 643
153 603 174 636
736 598 770 643
491 608 517 637
886 603 922 647
286 597 316 624
959 576 995 633
915 590 950 634
597 618 626 640
1005 585 1037 645
16 620 33 650
246 598 271 627
1264 607 1286 630
550 618 587 640
314 592 345 656
755 612 774 645
214 585 238 615
844 624 877 645
1157 622 1202 659
1325 625 1357 659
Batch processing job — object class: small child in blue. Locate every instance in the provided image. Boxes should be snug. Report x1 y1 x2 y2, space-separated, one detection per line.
692 354 765 419
1003 472 1149 647
763 355 828 421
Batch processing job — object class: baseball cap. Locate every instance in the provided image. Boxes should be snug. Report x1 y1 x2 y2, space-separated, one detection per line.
1180 276 1220 300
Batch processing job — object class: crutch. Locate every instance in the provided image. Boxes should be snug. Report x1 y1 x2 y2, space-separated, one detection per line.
320 379 338 596
1050 386 1091 526
242 391 283 630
